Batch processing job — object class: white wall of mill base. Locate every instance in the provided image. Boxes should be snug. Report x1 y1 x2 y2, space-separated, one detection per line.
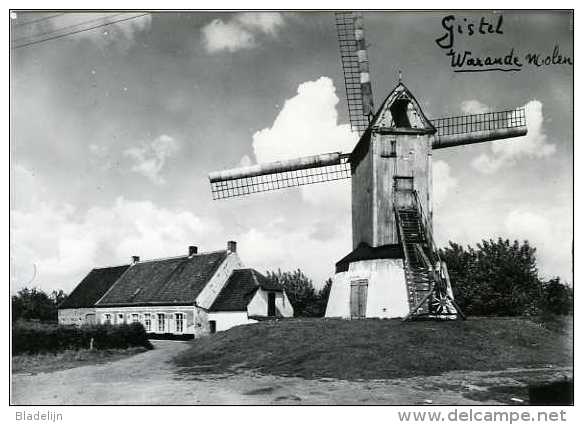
325 258 409 319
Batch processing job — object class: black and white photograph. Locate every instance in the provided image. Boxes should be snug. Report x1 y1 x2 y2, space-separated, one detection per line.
9 8 575 411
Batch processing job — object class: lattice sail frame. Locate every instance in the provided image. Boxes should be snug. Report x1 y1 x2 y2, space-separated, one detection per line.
432 107 527 149
335 11 374 135
209 152 351 200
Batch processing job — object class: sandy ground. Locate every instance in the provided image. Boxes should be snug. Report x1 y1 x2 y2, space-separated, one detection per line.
11 341 572 405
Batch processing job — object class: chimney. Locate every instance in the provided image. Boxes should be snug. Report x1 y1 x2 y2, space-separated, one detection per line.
131 256 140 264
188 245 198 256
227 240 237 253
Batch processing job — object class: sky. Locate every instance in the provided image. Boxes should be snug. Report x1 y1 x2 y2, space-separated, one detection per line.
10 11 573 293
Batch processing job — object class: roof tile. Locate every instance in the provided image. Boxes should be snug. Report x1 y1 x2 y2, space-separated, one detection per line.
96 251 228 306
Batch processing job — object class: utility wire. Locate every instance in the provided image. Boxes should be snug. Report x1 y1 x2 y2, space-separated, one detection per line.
12 13 65 27
12 13 125 43
11 13 150 50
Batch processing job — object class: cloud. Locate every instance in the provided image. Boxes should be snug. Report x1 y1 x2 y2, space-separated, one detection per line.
11 197 222 292
236 218 351 287
201 12 284 53
433 194 572 283
432 160 458 208
504 209 572 280
124 134 180 185
251 76 356 208
471 100 556 174
12 13 151 49
11 163 45 211
461 100 490 115
89 143 114 170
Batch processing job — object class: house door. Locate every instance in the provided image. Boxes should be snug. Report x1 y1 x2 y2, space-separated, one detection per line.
350 280 368 318
209 320 216 334
267 292 276 317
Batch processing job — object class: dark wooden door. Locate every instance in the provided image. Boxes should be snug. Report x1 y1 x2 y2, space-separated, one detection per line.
209 320 216 334
350 280 368 318
268 292 276 317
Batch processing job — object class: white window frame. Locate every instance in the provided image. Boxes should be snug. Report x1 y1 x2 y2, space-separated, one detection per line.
175 312 184 334
117 313 125 324
157 313 165 332
144 313 151 332
104 313 112 324
131 313 140 323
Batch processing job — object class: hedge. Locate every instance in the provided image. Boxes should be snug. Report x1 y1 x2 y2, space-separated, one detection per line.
12 321 154 355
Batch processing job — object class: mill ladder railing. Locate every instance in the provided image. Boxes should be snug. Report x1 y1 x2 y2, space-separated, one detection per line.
394 188 464 320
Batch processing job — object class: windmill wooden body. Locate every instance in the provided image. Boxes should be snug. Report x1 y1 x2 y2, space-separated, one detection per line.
208 12 527 320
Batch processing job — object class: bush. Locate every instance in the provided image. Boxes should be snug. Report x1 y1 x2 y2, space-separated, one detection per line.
12 321 153 355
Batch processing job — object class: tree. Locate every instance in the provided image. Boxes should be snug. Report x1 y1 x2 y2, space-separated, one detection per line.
540 277 573 315
439 238 543 316
265 269 331 317
318 278 333 312
266 269 317 317
11 287 67 323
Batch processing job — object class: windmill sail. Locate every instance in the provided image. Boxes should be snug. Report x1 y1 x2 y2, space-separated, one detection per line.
209 152 351 200
432 107 527 149
335 11 374 135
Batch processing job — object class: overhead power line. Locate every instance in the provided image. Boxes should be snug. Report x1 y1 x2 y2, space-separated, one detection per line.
12 13 125 43
12 13 65 27
11 13 150 50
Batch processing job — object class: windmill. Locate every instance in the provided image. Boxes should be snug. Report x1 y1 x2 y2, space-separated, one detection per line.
208 12 527 320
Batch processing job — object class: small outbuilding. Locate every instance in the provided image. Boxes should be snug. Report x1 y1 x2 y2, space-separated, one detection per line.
208 268 293 333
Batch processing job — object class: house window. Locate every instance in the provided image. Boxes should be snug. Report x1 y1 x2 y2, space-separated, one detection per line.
175 313 184 333
157 313 165 332
118 313 124 324
104 313 112 324
144 314 151 332
131 313 139 323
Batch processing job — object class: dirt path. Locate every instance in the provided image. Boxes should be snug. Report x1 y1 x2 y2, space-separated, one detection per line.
11 341 572 405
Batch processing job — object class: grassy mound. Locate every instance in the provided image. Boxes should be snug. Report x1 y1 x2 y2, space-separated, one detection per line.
174 317 572 380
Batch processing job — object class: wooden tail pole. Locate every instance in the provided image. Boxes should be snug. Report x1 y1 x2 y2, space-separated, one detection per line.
402 284 436 321
447 296 466 320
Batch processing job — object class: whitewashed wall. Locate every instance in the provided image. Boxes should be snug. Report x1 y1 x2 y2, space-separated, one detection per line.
95 305 197 335
247 289 294 317
325 258 409 318
58 308 96 326
196 252 244 309
207 311 257 332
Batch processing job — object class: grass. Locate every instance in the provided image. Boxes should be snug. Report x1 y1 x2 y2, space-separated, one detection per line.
173 316 573 380
12 347 148 375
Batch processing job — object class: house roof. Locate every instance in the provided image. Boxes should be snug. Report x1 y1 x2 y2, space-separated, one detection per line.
209 268 282 312
336 243 404 273
59 265 130 309
96 250 228 307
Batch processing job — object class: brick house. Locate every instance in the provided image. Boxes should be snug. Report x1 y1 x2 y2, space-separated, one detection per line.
58 241 294 338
